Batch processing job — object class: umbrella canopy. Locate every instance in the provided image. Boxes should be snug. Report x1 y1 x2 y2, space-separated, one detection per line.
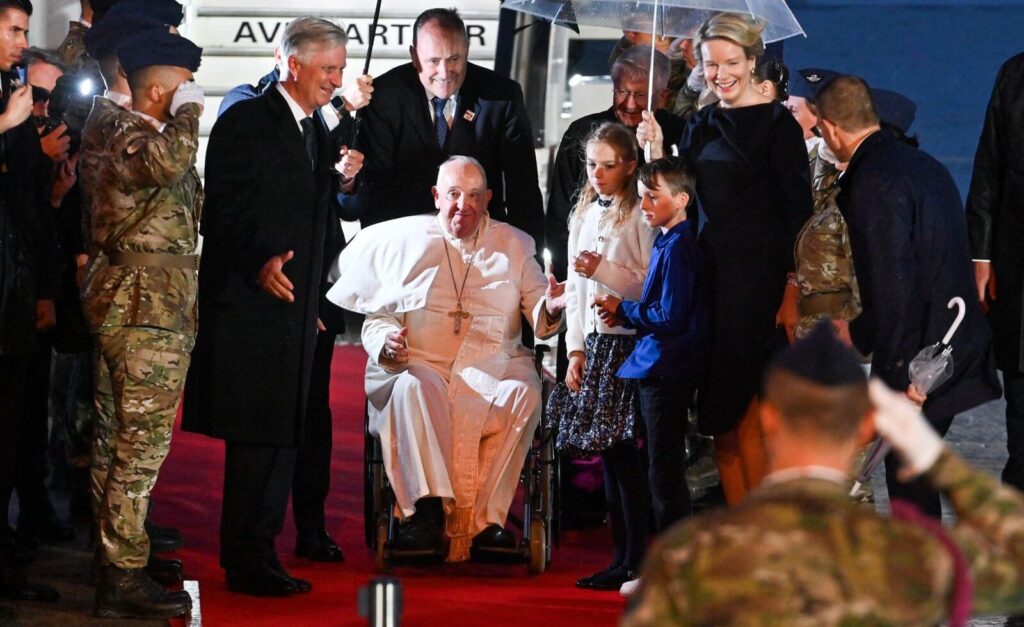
500 0 805 43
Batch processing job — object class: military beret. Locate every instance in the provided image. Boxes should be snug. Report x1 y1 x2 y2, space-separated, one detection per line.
85 0 184 59
788 67 839 102
90 0 120 19
871 88 916 134
117 28 202 77
769 322 865 386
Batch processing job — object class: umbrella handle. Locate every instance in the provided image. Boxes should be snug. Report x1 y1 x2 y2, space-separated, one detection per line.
942 296 966 345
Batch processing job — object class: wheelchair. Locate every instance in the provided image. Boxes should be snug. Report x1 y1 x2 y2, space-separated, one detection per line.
364 345 559 574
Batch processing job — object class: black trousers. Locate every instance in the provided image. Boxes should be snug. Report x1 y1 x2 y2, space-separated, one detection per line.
220 441 297 572
1002 369 1024 492
291 330 336 536
637 377 693 531
1 356 30 577
601 442 649 571
883 409 957 519
15 340 56 526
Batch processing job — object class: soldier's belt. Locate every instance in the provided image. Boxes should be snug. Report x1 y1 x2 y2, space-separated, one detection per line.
798 290 853 317
108 251 199 271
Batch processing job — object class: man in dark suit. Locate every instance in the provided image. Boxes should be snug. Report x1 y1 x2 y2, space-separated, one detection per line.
217 52 371 565
182 17 364 597
817 76 1002 518
347 7 543 248
967 52 1024 492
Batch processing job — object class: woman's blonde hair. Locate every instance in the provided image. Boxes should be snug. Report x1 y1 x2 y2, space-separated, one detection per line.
694 12 765 63
570 122 640 229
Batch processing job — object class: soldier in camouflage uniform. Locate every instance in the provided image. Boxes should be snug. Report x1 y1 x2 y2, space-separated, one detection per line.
78 28 203 619
623 326 1024 627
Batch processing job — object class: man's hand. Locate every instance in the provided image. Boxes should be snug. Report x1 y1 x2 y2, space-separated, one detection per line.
381 327 409 364
35 299 56 332
0 85 33 133
341 75 374 111
566 351 585 393
335 146 364 189
775 283 799 344
974 261 995 314
544 275 568 317
573 250 602 278
40 123 71 164
635 110 664 160
51 153 79 206
870 378 944 480
906 383 927 406
594 294 624 327
171 81 205 116
258 250 295 302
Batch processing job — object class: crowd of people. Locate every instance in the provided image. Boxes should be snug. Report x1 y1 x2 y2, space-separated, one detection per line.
2 0 1024 623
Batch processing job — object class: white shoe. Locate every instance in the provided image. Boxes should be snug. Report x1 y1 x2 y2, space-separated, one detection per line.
619 577 641 597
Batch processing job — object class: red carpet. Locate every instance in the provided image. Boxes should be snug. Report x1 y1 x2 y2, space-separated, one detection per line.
154 344 625 626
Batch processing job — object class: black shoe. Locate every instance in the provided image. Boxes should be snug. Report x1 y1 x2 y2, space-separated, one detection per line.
225 567 297 597
471 525 516 551
392 498 445 554
94 566 191 619
145 521 183 553
295 530 345 563
576 566 636 591
267 562 312 594
145 556 183 586
575 564 620 588
0 578 60 602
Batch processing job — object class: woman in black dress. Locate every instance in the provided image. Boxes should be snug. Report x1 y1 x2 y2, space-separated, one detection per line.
640 13 812 503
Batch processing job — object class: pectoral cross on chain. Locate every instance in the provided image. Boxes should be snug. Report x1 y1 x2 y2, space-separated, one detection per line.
448 302 471 335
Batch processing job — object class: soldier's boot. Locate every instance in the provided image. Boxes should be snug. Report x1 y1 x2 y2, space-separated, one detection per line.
94 566 191 619
91 549 185 588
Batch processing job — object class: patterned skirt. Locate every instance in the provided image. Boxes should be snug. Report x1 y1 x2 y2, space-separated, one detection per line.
547 332 638 456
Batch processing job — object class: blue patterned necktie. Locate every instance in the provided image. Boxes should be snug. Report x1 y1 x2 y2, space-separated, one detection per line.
431 96 448 148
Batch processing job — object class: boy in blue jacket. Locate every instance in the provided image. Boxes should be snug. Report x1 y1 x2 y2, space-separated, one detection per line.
595 156 707 544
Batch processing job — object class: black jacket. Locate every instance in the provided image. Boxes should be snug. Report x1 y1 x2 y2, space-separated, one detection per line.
183 87 343 447
544 106 686 280
840 128 1001 421
346 62 544 249
966 51 1024 372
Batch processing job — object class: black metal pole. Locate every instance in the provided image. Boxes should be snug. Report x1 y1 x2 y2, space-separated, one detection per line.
350 0 384 150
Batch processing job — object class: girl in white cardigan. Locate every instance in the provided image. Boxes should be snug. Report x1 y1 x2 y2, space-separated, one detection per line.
547 122 657 591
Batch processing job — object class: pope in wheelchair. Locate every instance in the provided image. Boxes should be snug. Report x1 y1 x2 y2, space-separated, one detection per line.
328 156 566 562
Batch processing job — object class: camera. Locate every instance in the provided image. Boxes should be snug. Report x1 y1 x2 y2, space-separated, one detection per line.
40 74 102 153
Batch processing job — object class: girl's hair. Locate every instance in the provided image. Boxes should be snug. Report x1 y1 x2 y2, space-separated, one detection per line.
754 58 789 101
694 12 765 63
570 122 640 229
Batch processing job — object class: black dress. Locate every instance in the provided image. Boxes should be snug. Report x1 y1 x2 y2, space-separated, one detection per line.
678 102 812 436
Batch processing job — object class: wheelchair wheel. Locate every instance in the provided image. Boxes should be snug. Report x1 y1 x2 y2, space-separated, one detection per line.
375 517 389 570
528 518 547 574
364 419 375 548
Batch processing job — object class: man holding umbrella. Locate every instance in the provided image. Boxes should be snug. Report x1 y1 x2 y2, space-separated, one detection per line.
816 75 1001 519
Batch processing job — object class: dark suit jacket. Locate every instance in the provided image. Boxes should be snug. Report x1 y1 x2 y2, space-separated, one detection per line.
839 128 1001 421
966 52 1024 372
348 62 543 248
183 87 342 447
544 106 686 280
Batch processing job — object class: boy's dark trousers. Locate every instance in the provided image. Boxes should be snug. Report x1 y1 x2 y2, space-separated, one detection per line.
637 377 694 531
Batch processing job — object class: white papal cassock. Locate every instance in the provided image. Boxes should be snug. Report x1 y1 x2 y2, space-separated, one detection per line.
326 214 560 561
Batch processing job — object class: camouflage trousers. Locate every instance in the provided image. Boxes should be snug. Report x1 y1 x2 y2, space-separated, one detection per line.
91 326 194 569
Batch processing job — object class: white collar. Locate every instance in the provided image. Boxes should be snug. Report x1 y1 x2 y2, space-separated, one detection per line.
759 465 849 489
132 110 165 132
276 83 312 131
104 90 131 110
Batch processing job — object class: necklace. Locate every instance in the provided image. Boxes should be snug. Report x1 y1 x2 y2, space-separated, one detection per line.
596 197 613 208
441 231 478 334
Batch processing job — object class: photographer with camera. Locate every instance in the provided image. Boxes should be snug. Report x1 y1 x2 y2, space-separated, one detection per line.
1 0 61 610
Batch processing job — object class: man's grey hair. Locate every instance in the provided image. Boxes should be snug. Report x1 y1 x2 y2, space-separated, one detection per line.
437 155 487 190
612 45 669 93
281 17 348 62
21 47 65 73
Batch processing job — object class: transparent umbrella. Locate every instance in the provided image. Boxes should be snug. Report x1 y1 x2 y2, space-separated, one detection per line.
850 297 968 496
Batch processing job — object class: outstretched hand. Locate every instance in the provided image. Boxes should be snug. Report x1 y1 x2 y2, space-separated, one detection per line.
258 250 295 302
544 275 568 317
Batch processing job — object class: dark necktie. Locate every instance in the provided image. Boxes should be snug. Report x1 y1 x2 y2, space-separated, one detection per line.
431 96 448 148
300 116 317 170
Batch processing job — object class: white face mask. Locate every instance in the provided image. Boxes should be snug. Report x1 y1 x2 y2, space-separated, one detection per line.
806 135 840 166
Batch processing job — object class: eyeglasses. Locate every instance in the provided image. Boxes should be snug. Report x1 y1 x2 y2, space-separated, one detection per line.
613 88 648 102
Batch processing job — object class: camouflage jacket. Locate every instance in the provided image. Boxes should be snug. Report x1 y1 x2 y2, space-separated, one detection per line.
79 97 203 335
793 144 861 338
622 449 1024 627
